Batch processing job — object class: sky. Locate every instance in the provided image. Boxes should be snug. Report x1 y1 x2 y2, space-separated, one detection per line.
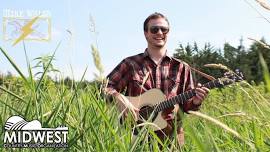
1 0 270 81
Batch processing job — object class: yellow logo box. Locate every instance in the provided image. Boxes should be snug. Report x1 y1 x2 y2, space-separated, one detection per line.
3 17 51 42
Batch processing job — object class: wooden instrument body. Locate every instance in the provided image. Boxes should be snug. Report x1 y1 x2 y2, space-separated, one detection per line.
125 73 243 140
127 89 169 131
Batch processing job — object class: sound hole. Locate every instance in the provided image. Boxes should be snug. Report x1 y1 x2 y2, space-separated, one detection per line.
134 105 158 135
138 106 157 122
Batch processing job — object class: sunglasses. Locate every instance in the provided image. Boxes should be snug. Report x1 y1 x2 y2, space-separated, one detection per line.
149 26 169 34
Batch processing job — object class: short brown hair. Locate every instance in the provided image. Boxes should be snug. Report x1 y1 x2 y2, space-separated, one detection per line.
143 12 170 32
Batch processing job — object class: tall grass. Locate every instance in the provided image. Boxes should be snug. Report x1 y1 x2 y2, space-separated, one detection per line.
0 44 270 151
0 2 269 151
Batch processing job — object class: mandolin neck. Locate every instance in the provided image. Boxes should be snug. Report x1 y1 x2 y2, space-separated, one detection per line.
155 78 223 112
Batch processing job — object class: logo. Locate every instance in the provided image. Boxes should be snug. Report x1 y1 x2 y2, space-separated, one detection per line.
2 9 51 45
3 116 68 148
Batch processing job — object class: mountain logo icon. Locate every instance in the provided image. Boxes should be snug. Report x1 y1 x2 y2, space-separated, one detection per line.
5 115 42 130
4 115 67 130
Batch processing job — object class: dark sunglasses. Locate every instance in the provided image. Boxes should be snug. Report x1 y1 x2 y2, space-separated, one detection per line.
149 26 169 34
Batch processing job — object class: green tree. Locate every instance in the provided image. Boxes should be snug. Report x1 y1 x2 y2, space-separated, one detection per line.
174 42 224 83
247 38 270 83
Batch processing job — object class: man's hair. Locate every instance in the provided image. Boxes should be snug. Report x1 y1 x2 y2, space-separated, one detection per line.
143 12 170 32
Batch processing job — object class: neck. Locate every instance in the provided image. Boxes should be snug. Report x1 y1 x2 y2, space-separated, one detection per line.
147 46 167 63
155 79 222 112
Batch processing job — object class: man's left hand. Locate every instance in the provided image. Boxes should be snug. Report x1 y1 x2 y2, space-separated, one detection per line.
192 83 210 105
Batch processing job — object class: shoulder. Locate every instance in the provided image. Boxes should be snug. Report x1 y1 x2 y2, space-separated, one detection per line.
126 53 144 60
171 57 190 67
122 52 145 64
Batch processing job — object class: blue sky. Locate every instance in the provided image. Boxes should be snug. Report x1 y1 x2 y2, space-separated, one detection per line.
1 0 270 81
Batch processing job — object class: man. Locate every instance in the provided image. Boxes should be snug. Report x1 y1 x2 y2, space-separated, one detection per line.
104 12 209 145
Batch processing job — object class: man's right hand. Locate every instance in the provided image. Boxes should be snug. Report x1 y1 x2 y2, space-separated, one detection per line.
115 94 139 121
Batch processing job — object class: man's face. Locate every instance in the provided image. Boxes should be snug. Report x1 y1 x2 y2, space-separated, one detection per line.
144 17 169 48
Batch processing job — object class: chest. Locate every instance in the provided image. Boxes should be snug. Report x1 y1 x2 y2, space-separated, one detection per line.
129 61 186 96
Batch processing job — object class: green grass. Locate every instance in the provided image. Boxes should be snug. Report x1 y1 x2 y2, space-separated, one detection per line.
0 46 270 151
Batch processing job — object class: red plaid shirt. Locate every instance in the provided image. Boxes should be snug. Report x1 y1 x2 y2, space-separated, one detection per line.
105 50 200 112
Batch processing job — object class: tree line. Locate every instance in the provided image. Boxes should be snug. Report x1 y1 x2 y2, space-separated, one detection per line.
173 37 270 84
1 37 269 88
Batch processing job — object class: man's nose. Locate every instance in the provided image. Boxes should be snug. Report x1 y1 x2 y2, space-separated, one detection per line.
156 29 163 34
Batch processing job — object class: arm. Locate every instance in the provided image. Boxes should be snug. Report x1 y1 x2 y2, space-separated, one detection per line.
181 66 209 112
104 59 130 97
103 59 139 119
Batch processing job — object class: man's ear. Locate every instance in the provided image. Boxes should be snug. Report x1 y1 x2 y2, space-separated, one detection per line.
144 31 148 39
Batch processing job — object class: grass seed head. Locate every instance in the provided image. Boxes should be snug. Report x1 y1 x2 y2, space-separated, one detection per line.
204 63 230 71
256 0 270 11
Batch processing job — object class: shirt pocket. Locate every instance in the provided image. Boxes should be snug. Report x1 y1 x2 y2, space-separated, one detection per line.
131 72 151 91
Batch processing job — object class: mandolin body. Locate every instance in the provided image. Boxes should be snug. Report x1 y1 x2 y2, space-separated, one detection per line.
127 89 169 131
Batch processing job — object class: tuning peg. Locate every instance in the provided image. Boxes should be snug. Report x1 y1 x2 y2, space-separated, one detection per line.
234 69 244 81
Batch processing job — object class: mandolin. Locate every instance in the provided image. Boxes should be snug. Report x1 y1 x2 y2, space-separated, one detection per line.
126 72 243 135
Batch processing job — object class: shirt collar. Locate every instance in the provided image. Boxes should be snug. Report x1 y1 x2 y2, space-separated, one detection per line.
143 48 172 61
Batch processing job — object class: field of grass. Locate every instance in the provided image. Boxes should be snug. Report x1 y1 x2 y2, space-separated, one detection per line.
0 45 270 152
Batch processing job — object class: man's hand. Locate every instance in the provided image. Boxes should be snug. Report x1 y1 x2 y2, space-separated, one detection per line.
192 83 210 105
115 94 139 121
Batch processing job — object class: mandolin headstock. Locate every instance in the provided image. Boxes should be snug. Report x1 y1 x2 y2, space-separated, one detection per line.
218 70 244 87
204 70 244 89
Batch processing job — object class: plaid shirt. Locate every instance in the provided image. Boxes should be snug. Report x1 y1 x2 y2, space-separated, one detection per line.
105 50 200 112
